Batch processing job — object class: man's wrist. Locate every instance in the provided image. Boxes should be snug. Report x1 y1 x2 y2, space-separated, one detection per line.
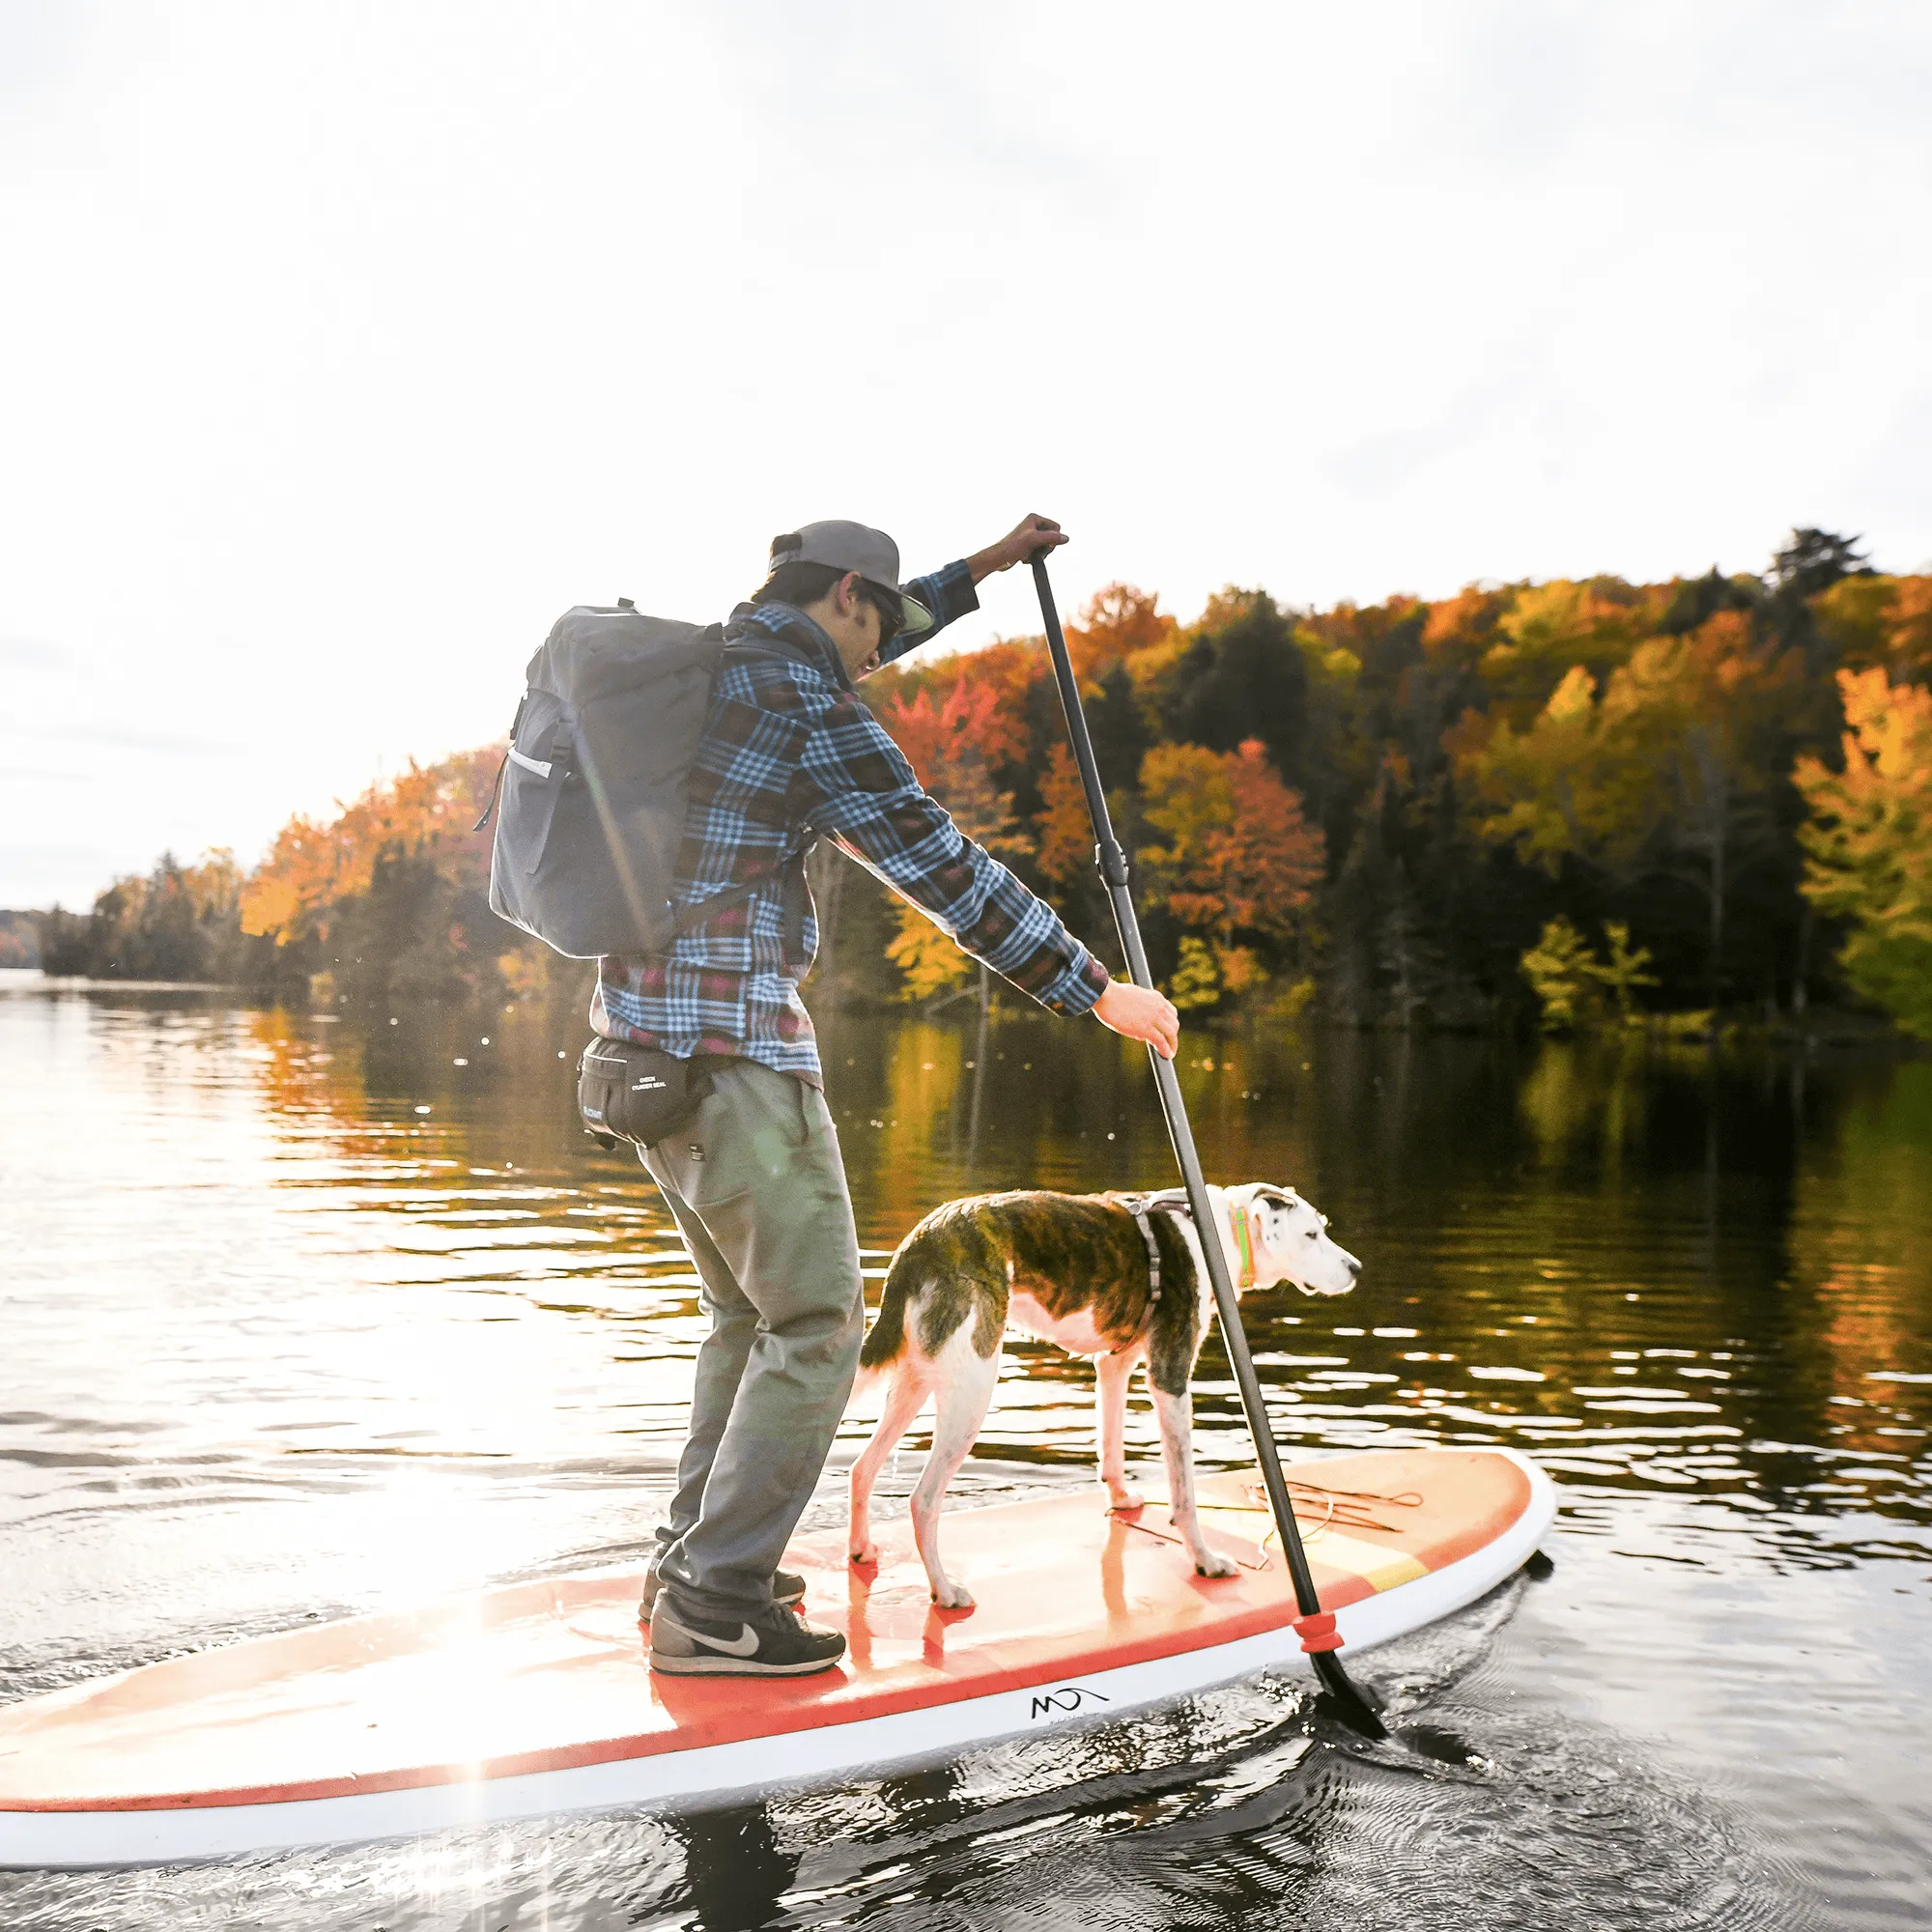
1066 955 1110 1015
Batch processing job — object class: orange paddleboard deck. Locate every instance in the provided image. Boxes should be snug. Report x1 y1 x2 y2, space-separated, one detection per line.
0 1447 1554 1867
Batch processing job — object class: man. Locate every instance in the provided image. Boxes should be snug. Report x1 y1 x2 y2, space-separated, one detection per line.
595 513 1179 1677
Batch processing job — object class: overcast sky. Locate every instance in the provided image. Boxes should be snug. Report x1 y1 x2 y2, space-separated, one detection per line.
3 1 1929 908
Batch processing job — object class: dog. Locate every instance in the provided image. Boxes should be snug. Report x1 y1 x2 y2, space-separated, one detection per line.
846 1183 1361 1607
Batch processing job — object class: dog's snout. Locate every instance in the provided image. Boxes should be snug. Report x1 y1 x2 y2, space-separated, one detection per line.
1347 1254 1362 1277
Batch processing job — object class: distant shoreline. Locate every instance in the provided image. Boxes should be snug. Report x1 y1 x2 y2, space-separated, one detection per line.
0 970 227 995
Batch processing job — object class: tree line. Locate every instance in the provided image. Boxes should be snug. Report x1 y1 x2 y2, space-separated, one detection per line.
37 528 1932 1039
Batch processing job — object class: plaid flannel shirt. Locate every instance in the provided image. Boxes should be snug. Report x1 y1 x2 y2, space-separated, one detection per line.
591 559 1109 1085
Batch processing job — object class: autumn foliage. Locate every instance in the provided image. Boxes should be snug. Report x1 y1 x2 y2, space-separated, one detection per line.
1795 668 1932 1040
878 680 1023 1002
240 749 500 946
42 529 1932 1035
866 532 1928 1029
42 851 252 982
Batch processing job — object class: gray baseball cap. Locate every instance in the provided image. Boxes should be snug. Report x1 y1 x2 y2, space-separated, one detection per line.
767 520 935 638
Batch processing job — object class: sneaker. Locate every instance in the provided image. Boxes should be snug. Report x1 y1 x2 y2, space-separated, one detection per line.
648 1600 846 1676
638 1567 805 1625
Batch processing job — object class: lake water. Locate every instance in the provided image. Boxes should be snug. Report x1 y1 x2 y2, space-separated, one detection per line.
1 969 1927 1929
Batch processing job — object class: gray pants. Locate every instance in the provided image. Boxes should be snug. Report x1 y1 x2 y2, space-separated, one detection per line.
641 1061 864 1622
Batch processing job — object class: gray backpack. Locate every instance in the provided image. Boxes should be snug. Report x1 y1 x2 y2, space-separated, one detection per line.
485 603 784 960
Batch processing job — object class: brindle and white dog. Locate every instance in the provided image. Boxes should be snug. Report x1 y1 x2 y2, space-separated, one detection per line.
846 1183 1361 1607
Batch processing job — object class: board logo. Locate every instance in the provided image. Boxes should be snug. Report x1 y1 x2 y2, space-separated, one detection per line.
1028 1684 1111 1721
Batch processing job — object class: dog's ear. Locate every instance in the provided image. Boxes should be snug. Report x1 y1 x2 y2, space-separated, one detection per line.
1257 1184 1299 1208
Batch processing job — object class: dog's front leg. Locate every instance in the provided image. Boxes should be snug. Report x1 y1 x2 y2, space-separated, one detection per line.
1151 1388 1238 1578
1095 1349 1144 1512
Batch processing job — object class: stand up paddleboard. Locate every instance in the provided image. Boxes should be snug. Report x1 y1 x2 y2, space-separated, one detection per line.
0 1446 1553 1867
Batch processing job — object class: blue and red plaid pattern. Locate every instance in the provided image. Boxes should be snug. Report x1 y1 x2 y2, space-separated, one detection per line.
592 560 1109 1084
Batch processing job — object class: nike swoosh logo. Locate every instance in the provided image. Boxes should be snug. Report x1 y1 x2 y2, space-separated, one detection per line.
686 1621 760 1658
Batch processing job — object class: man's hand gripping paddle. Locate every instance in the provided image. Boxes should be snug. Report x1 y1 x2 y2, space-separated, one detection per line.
1031 552 1388 1743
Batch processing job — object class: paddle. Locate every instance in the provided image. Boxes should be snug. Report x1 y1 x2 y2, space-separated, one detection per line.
1031 553 1388 1742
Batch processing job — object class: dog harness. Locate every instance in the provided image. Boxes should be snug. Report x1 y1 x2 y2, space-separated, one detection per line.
1103 1190 1191 1353
1104 1189 1262 1354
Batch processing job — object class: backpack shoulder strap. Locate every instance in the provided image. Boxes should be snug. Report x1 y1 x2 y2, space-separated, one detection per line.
666 835 817 945
667 869 766 938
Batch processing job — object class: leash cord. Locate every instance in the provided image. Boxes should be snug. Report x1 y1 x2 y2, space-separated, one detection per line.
1111 1512 1272 1574
1131 1479 1422 1537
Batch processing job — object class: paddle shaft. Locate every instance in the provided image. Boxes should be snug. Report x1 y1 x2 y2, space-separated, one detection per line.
1029 557 1337 1621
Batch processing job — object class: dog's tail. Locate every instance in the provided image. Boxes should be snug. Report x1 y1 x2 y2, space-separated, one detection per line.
857 1272 911 1378
852 1238 925 1397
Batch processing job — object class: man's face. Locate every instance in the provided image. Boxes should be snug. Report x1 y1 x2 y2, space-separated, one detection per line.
837 596 886 681
815 573 897 681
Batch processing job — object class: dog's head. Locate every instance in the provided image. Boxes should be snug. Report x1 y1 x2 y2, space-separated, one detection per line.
1228 1182 1361 1296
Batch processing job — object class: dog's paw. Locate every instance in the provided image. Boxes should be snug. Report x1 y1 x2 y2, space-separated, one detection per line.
1106 1486 1145 1514
849 1541 878 1568
1194 1549 1239 1579
929 1579 976 1609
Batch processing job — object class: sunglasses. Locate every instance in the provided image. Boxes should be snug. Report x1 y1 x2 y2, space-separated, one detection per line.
862 582 903 652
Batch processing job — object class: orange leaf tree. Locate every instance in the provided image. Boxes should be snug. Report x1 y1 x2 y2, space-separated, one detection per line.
1035 744 1093 890
1138 739 1324 996
241 749 500 944
878 680 1033 1002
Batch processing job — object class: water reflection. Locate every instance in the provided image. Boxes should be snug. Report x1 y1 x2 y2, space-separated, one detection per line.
1 975 1928 1925
8 975 1926 1546
665 1804 800 1932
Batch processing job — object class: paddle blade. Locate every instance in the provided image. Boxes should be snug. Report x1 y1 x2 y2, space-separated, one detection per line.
1312 1651 1388 1741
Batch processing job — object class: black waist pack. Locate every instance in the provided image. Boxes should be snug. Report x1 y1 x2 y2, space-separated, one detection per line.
576 1038 714 1149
